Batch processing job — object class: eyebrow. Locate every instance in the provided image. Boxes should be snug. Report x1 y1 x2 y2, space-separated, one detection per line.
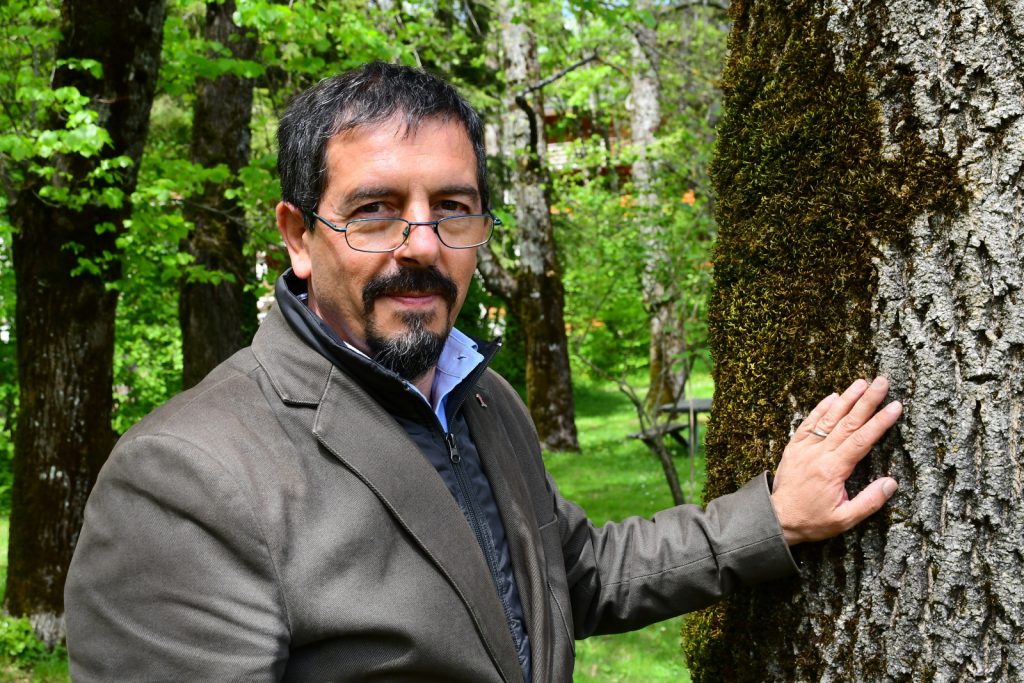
333 184 482 211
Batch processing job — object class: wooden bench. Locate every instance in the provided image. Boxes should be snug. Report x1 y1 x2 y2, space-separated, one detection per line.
628 421 693 450
628 398 713 452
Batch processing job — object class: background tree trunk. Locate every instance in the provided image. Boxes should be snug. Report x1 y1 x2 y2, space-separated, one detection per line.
684 0 1023 679
478 0 579 451
6 0 165 645
180 0 257 389
629 3 684 409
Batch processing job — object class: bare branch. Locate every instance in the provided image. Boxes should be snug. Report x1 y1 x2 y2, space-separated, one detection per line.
658 0 730 14
462 0 483 37
518 53 599 98
180 199 252 232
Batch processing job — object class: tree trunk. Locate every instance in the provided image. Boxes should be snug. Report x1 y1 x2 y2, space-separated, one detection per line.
684 0 1023 679
629 4 683 409
180 0 257 389
479 0 579 451
6 0 165 645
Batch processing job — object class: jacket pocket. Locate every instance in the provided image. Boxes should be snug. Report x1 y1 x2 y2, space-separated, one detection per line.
538 518 575 656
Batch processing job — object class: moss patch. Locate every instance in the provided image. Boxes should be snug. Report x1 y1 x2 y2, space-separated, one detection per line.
681 0 965 678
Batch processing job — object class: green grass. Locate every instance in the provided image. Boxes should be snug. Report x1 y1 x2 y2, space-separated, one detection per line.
0 373 709 681
543 374 709 682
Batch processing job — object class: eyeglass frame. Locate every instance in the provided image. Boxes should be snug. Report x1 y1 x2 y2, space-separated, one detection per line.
307 210 501 253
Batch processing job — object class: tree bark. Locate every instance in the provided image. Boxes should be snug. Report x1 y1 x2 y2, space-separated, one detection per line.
180 0 257 389
684 0 1023 679
479 0 579 451
6 0 165 645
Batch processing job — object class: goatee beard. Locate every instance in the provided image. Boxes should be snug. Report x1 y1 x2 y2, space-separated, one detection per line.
362 267 458 383
365 312 447 382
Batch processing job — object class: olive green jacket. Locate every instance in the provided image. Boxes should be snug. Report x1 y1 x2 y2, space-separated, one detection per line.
64 304 796 682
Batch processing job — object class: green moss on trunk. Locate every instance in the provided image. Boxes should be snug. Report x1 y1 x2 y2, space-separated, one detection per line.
681 0 964 678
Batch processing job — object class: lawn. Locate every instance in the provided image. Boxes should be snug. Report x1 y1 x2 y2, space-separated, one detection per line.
545 374 708 682
0 373 709 681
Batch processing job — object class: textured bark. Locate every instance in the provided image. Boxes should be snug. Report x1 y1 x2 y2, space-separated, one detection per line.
180 0 257 389
685 0 1023 679
6 0 165 645
478 0 578 451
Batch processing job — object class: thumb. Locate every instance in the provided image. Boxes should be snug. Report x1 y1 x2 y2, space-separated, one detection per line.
837 477 898 530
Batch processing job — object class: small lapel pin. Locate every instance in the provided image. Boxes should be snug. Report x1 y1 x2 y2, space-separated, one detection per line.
476 393 488 408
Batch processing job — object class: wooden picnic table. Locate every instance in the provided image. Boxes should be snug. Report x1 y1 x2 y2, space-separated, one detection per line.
628 398 713 452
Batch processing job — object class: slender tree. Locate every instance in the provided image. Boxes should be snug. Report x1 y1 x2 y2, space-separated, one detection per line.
684 0 1023 678
4 0 165 644
628 1 684 408
180 0 257 388
478 0 579 451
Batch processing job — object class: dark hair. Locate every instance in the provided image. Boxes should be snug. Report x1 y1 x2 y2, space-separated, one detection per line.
277 61 489 228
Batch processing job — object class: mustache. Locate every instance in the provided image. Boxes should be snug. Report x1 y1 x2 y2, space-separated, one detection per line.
362 267 459 314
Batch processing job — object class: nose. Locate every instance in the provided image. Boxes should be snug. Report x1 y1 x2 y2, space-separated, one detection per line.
394 215 442 267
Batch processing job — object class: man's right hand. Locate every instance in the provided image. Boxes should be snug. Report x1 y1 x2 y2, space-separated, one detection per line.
770 377 903 546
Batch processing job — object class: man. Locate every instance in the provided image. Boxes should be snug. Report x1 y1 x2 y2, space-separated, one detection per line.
64 62 901 681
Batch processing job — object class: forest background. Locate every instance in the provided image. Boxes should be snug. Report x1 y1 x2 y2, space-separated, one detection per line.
0 0 725 676
4 0 1020 680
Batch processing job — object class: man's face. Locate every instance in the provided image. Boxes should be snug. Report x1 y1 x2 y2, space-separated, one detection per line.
277 117 481 381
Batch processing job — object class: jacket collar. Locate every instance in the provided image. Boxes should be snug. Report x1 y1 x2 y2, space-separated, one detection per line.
272 269 500 424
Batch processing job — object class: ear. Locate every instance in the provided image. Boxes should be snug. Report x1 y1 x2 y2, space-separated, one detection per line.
276 202 313 279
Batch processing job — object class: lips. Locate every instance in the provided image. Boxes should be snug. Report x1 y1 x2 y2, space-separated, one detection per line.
387 292 439 305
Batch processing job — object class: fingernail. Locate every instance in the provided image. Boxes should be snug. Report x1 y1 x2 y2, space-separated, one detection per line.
882 479 898 497
871 376 888 389
884 400 903 415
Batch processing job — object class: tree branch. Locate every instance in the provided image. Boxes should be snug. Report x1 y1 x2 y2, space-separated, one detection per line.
658 0 730 14
181 198 251 231
517 53 599 98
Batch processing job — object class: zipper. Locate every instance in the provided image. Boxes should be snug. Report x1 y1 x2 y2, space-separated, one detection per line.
444 428 524 656
446 432 461 464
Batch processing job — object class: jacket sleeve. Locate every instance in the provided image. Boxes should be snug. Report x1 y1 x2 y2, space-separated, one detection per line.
553 471 798 638
64 433 289 681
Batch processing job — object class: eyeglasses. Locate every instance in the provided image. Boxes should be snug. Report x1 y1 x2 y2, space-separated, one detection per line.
308 211 501 253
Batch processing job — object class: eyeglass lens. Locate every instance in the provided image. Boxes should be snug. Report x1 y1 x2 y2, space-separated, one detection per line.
346 216 493 252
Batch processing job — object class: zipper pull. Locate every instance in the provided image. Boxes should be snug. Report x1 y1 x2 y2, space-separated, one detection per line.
446 432 461 464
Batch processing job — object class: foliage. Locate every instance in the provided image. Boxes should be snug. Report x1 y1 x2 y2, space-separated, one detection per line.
0 221 14 511
0 516 66 679
0 618 48 661
0 0 727 441
533 3 727 385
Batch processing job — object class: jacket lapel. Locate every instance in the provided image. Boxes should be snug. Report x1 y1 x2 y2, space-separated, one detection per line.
312 366 523 683
463 382 555 676
255 305 523 681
